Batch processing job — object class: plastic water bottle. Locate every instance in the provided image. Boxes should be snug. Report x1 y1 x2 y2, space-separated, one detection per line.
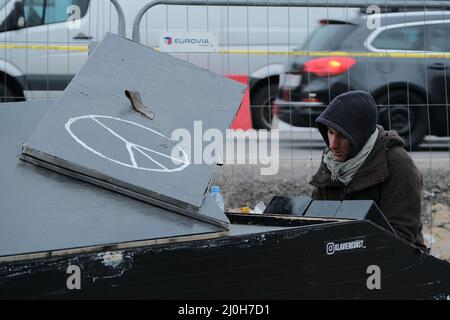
211 186 225 213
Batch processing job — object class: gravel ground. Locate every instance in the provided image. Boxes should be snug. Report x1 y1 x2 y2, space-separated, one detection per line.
211 160 450 261
421 169 450 261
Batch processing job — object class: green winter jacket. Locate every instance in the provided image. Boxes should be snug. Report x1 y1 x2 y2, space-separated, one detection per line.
310 126 426 250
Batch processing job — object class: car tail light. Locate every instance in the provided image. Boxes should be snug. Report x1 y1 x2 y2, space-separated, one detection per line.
303 57 356 77
301 97 321 103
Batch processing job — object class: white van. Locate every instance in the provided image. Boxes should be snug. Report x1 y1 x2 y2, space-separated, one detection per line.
0 0 359 128
0 0 123 102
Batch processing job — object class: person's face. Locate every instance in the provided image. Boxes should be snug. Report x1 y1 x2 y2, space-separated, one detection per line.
327 128 352 162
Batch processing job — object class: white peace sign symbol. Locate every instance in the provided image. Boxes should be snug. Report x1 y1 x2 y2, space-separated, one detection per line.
65 115 190 172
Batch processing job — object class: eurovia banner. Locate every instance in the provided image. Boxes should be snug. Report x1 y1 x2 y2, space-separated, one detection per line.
159 32 219 53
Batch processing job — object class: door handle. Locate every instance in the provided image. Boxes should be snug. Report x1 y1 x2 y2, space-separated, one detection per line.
427 62 447 70
73 33 93 40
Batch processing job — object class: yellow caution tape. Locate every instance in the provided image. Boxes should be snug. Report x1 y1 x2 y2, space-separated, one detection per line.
158 47 450 58
218 49 450 59
1 43 448 59
0 43 89 51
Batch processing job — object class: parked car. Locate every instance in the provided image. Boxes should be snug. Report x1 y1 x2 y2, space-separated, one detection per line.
275 10 450 149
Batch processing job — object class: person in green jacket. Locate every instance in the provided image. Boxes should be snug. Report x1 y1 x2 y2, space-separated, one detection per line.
310 90 426 250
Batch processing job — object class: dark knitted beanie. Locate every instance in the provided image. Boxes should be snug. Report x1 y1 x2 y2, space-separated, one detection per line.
316 91 378 158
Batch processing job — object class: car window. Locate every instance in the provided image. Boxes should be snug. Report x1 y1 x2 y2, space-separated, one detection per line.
0 0 7 11
300 22 358 51
44 0 89 25
0 1 25 32
23 0 89 28
23 0 44 28
371 25 425 51
425 23 450 52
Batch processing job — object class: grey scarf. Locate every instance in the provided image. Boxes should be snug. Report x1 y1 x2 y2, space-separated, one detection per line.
323 127 379 186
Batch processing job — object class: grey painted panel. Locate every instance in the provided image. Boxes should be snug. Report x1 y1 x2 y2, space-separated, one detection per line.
0 101 224 258
22 33 245 224
19 152 230 229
